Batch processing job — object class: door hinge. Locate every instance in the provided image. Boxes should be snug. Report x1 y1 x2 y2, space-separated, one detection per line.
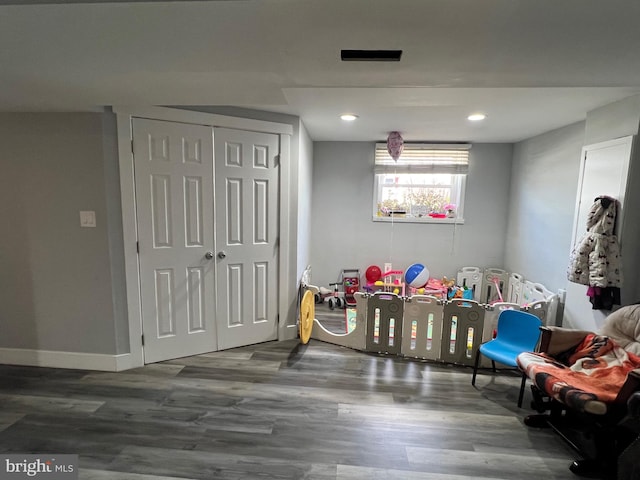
141 334 145 346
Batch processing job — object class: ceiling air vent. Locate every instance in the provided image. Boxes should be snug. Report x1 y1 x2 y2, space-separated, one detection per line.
340 50 403 62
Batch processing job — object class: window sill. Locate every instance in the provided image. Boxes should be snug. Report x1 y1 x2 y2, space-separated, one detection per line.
372 215 465 225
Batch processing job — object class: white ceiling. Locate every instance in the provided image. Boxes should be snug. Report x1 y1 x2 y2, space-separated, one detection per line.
2 0 640 142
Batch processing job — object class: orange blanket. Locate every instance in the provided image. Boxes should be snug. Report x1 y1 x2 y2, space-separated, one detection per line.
518 334 640 413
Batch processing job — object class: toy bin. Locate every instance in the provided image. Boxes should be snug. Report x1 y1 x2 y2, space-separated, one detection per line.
401 295 443 360
440 299 485 366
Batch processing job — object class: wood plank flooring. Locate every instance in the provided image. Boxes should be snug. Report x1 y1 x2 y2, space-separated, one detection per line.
0 339 585 479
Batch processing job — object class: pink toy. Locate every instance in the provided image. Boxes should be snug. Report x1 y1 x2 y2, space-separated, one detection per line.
380 270 405 296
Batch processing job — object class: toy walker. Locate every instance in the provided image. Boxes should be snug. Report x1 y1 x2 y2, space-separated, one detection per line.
341 269 360 307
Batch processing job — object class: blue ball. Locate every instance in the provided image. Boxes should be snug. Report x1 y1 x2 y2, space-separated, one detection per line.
405 263 430 288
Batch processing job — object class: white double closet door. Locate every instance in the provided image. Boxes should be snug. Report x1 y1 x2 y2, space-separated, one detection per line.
132 118 280 363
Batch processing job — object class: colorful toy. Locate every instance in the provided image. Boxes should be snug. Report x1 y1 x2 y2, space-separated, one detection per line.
313 286 333 304
490 276 504 303
365 265 382 284
404 263 430 288
380 270 405 296
341 269 360 307
326 282 344 310
299 290 315 344
419 277 450 298
441 277 456 289
448 285 474 300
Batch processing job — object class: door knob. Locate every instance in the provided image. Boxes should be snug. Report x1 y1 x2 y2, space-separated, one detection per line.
217 251 227 259
205 251 214 260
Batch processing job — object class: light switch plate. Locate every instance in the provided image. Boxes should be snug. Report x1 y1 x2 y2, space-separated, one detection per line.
80 210 96 228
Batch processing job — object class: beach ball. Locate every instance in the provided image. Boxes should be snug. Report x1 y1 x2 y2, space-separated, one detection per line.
365 265 382 284
405 263 430 288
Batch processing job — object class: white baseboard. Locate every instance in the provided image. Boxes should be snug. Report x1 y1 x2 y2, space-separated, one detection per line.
0 348 135 371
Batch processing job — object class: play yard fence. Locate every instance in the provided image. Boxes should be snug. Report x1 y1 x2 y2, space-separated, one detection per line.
308 267 559 367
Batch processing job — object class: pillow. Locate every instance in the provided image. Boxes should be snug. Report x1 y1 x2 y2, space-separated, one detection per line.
600 304 640 356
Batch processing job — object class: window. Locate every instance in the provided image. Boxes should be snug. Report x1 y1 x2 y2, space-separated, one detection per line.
373 143 470 223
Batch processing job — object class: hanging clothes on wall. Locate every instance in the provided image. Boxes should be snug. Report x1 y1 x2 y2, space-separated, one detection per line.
567 195 622 310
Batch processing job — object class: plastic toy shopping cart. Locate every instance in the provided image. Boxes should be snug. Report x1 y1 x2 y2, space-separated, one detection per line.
341 269 360 307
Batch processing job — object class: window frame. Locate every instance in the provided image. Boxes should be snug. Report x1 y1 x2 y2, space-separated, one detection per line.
372 143 469 224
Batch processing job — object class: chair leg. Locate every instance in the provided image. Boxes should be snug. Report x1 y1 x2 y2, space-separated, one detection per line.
518 372 527 408
472 348 481 386
491 360 496 373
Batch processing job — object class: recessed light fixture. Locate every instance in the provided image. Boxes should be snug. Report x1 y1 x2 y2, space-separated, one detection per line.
468 113 487 121
340 114 358 121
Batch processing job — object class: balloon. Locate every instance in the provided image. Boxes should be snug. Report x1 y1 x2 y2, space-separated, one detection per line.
365 265 382 284
387 131 404 161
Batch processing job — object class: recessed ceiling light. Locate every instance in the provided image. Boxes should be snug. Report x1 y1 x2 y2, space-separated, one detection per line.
340 114 358 121
468 113 487 121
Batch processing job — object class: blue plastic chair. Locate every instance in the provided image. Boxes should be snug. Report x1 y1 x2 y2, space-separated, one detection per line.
471 309 542 407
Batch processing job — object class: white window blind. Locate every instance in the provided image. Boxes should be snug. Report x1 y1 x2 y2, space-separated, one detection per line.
374 143 471 175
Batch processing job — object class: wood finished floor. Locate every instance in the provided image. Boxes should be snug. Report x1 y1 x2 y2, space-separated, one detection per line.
0 339 586 480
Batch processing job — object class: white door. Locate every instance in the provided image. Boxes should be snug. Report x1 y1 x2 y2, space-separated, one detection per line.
214 128 280 350
564 136 633 332
133 118 217 363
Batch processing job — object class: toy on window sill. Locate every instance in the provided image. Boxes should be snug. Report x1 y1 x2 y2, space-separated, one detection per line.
444 203 457 218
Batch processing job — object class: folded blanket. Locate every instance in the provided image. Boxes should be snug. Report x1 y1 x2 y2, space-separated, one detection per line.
518 334 640 414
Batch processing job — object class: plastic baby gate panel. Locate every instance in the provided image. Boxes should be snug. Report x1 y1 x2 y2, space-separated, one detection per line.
480 268 509 305
456 267 482 302
507 272 524 304
310 292 367 351
366 292 404 354
440 299 485 366
401 295 443 360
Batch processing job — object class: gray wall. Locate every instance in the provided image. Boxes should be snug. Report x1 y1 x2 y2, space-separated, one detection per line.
102 113 130 354
0 112 126 354
297 121 313 280
503 121 586 294
502 94 640 329
583 95 640 308
6 98 639 357
309 142 513 287
585 94 640 145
